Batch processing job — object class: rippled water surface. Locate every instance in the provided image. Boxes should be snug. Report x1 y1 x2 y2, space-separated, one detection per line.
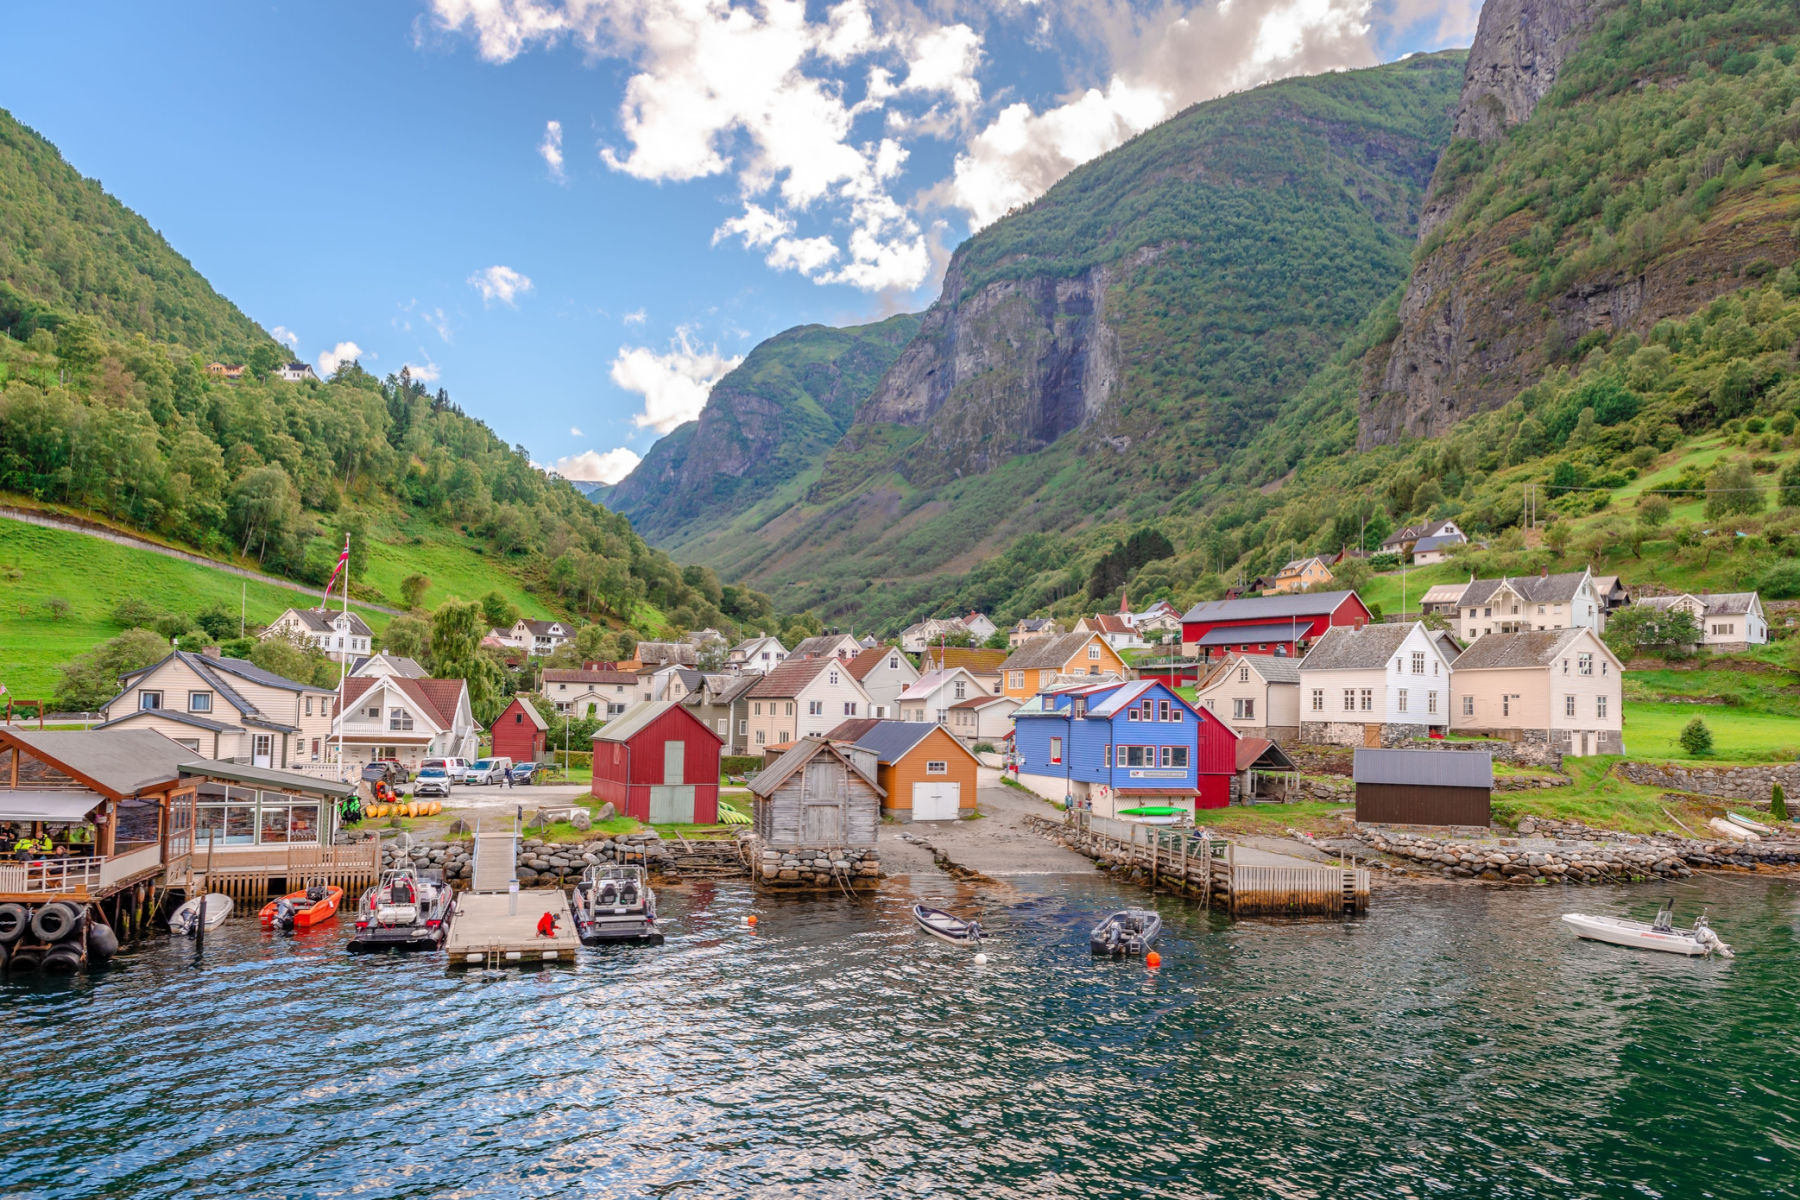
4 871 1798 1199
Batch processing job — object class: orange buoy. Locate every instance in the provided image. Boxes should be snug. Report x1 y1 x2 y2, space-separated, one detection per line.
1146 951 1162 969
746 915 758 927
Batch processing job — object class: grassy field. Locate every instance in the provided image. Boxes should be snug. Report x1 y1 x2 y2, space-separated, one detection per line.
1622 700 1800 762
1356 562 1469 616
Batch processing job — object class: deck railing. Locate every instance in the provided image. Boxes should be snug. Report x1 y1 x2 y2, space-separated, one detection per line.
0 855 104 895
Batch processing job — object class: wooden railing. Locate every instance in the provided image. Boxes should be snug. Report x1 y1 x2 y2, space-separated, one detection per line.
0 855 103 895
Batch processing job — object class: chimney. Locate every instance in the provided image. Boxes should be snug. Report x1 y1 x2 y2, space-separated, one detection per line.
204 645 221 659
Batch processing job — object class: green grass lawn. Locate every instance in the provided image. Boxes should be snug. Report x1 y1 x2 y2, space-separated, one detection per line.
1489 756 1682 834
1357 562 1468 616
1623 701 1800 763
361 512 562 617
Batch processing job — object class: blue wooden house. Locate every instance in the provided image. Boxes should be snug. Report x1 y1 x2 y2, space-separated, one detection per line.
1011 680 1238 814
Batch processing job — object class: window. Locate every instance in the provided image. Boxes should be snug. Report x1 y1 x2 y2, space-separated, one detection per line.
1565 695 1576 717
305 696 313 717
1343 688 1356 712
755 730 766 745
365 704 380 719
1127 705 1139 722
1233 697 1255 720
1577 653 1593 676
1049 737 1063 764
829 670 840 686
140 691 163 711
737 719 747 736
1238 666 1250 683
1462 695 1474 717
1312 689 1325 712
1171 707 1182 722
954 680 966 700
1427 691 1438 715
1411 651 1425 675
717 719 728 734
1601 661 1609 676
1117 745 1155 768
188 691 212 713
1360 689 1373 712
843 702 857 716
1561 658 1569 675
1537 605 1546 615
888 656 899 669
1502 695 1511 718
1397 689 1408 713
808 700 823 716
1160 746 1189 769
1158 700 1171 722
785 702 794 716
926 761 948 775
1484 607 1492 618
389 708 413 731
1010 671 1025 689
1087 645 1100 660
311 737 321 759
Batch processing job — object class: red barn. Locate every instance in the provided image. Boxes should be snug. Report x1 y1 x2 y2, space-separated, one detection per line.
591 701 721 825
491 695 547 763
1180 590 1371 661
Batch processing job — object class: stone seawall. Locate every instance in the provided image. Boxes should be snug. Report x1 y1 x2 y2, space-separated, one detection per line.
1615 762 1800 805
1350 820 1800 883
380 832 675 886
742 832 882 892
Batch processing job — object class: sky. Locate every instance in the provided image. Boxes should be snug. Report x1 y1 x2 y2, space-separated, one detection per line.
5 0 1480 485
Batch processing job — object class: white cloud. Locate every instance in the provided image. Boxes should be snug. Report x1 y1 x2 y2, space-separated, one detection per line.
623 307 647 326
317 341 365 377
610 329 742 434
270 325 299 350
403 360 442 383
424 307 453 342
540 118 565 179
569 425 584 436
552 447 643 484
468 264 534 306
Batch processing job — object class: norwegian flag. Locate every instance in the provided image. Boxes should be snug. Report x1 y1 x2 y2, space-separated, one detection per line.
320 534 350 604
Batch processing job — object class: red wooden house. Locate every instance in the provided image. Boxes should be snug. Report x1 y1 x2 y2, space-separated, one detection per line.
591 701 721 825
490 695 547 763
1179 591 1371 661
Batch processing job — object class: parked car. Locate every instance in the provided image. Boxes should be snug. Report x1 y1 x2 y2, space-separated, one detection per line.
361 762 402 785
374 758 410 782
467 756 514 785
506 761 538 785
440 756 472 782
413 766 452 798
419 758 460 786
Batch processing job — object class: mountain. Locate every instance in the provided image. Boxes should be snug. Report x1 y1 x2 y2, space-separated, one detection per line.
599 314 920 546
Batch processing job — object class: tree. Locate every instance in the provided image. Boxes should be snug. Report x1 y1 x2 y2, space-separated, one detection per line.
1772 783 1788 823
480 590 520 630
429 599 505 722
43 596 70 620
1704 458 1763 520
1677 717 1714 758
982 630 1011 650
1636 494 1671 529
52 628 169 710
381 614 430 659
111 598 162 629
250 630 333 687
400 574 430 611
1602 604 1699 661
1544 520 1571 555
1779 461 1800 509
1361 511 1393 553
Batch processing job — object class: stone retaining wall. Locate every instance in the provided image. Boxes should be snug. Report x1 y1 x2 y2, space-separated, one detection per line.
742 832 881 892
1298 721 1429 748
1349 821 1800 883
1614 761 1800 805
379 831 675 887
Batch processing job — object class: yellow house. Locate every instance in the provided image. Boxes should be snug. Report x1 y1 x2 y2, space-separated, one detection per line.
1263 556 1335 595
997 632 1130 700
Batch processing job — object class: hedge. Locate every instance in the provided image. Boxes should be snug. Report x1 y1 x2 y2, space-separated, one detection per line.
551 749 593 770
722 755 764 776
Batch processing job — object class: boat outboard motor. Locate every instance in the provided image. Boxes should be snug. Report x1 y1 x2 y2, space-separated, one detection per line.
274 898 297 931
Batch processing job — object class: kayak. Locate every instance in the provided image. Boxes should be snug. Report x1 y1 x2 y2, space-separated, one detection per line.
259 883 345 930
1118 805 1187 825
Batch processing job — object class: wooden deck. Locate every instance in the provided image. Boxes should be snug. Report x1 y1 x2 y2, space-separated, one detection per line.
446 890 578 967
1051 810 1369 916
188 840 383 905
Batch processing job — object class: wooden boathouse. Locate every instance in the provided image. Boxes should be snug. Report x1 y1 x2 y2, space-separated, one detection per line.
1052 809 1369 915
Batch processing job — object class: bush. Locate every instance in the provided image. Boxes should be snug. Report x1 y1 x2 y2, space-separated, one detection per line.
1369 552 1400 570
111 597 163 629
722 755 765 776
1772 783 1788 822
973 741 996 754
1760 559 1800 599
550 749 593 770
1677 718 1714 757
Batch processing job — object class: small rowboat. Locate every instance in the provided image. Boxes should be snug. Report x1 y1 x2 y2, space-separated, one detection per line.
259 883 345 931
169 894 233 936
1707 817 1758 842
1725 812 1774 835
1091 909 1161 957
1117 805 1187 825
912 904 983 947
1561 906 1732 957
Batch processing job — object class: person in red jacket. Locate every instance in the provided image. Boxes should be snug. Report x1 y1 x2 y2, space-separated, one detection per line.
536 911 558 937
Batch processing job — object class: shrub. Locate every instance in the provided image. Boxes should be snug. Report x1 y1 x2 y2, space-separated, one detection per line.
973 742 996 754
1369 552 1400 570
1678 718 1714 757
43 596 70 620
1772 784 1788 822
111 597 162 628
1760 559 1800 599
722 755 765 776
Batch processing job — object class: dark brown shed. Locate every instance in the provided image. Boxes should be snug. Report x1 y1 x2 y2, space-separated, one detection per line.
1353 747 1492 826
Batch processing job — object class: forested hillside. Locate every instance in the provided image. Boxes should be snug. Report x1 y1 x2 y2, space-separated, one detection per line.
0 107 776 652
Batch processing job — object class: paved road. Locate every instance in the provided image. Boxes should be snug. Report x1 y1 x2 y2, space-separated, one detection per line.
879 784 1097 880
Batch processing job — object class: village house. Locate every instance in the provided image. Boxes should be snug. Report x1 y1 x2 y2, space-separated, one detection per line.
1452 569 1605 642
541 666 645 718
1180 590 1372 660
264 607 374 664
1263 556 1335 595
637 664 702 703
97 650 336 769
897 617 970 654
1007 618 1061 648
1297 622 1456 747
1075 613 1147 651
635 640 699 669
896 668 990 725
1419 582 1469 618
1590 575 1631 614
1129 602 1184 642
490 695 547 763
1192 653 1301 742
683 673 760 753
335 676 478 770
1012 680 1239 815
507 618 574 657
788 633 864 662
917 646 1007 695
204 362 246 380
347 652 426 679
961 612 998 641
742 657 876 750
1381 518 1466 559
826 720 982 821
845 645 921 719
591 701 722 825
272 361 319 383
947 694 1019 747
1449 628 1624 757
727 635 788 674
998 632 1131 700
1410 531 1467 565
1630 592 1768 650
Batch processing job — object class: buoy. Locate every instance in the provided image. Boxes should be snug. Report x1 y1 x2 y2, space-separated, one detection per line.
974 953 988 965
746 915 758 927
1146 951 1162 968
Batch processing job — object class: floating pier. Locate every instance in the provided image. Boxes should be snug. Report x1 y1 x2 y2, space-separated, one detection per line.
446 889 578 968
1041 810 1369 916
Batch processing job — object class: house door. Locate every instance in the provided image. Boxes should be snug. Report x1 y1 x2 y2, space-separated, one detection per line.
252 734 273 768
911 781 960 821
1579 731 1589 756
664 741 685 786
1363 724 1382 749
649 785 696 823
801 761 846 843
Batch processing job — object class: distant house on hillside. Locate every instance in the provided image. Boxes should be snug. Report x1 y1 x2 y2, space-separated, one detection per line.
635 640 699 669
501 618 574 657
845 645 921 719
1419 582 1469 617
898 617 969 654
542 667 645 717
204 362 245 380
1631 592 1767 650
727 635 788 674
273 362 319 383
1007 618 1060 648
264 607 373 664
1410 531 1468 565
788 633 864 662
918 646 1007 695
1263 556 1335 595
1075 613 1146 651
1381 518 1465 559
961 612 998 640
1452 569 1605 642
1590 575 1631 614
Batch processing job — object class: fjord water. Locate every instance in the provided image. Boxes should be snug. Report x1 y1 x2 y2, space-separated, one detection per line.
3 875 1796 1199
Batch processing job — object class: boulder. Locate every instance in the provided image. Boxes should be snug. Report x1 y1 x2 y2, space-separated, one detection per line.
596 802 616 820
570 809 593 831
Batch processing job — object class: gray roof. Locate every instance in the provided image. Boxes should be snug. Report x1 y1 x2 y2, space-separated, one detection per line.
1460 572 1590 608
1 729 196 796
850 721 942 764
789 634 856 658
592 700 718 744
0 790 107 823
350 653 427 678
998 632 1105 671
1194 623 1308 647
1235 655 1301 683
748 737 884 799
1298 623 1417 671
1180 590 1361 624
1450 628 1587 671
181 760 357 798
1354 747 1493 789
282 607 374 637
95 708 245 735
1412 533 1464 553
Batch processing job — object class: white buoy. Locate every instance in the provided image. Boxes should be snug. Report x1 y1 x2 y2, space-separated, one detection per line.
974 953 988 965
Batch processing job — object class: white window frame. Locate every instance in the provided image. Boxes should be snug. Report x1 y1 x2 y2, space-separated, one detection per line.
925 761 948 775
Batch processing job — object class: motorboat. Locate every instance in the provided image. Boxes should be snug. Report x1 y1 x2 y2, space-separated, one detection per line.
1091 909 1162 957
568 864 663 946
169 893 233 936
1561 904 1733 957
912 904 983 947
346 868 454 952
259 881 345 931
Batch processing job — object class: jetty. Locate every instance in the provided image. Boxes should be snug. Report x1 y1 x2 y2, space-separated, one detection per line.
445 824 576 968
1042 809 1369 916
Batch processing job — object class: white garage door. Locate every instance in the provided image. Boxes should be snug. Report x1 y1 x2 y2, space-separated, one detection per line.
911 781 960 821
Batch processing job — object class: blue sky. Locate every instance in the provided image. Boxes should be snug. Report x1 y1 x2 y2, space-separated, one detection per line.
5 0 1478 484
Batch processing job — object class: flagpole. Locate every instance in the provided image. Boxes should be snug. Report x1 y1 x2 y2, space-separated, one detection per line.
335 533 349 781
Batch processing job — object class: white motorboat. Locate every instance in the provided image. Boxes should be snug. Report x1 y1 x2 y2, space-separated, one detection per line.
1707 817 1758 842
169 893 233 936
1561 906 1733 957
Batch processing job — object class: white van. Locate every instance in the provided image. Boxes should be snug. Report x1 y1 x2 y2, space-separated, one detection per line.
422 757 472 783
468 757 513 785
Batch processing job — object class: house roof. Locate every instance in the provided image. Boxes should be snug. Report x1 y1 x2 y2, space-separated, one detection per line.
730 634 784 655
341 675 466 730
0 790 109 824
746 656 833 699
349 653 426 678
922 646 1007 674
0 728 196 797
701 674 761 704
1235 737 1296 772
822 717 884 743
109 650 325 735
498 695 549 731
1591 575 1628 596
748 737 884 798
521 619 570 637
845 645 903 680
592 700 719 744
183 759 357 798
95 708 245 735
789 634 858 658
1200 653 1301 684
1086 613 1134 635
1180 591 1361 624
279 607 375 638
998 632 1108 671
897 669 981 702
1085 680 1157 717
1450 628 1590 671
848 720 939 762
1419 583 1470 605
1354 747 1492 788
541 668 640 686
1412 533 1464 553
950 695 1016 710
1193 623 1309 648
1460 571 1591 607
1015 618 1056 631
1298 623 1419 672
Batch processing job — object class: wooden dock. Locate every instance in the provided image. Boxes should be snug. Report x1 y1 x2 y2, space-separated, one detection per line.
446 890 578 967
1048 810 1369 916
187 840 383 906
